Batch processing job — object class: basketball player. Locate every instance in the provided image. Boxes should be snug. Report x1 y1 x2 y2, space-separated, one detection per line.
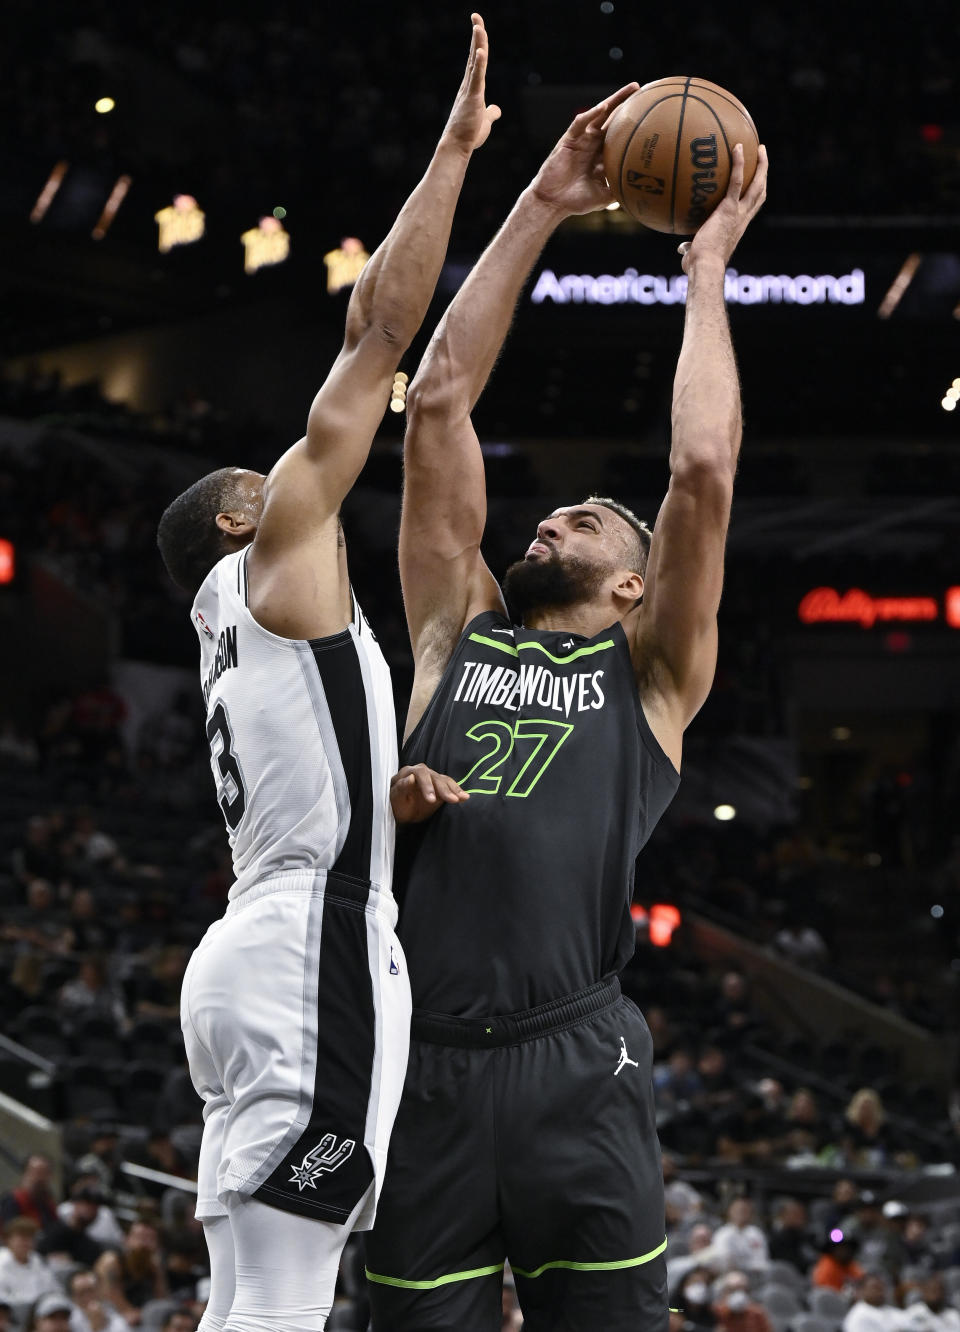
155 17 498 1332
364 97 768 1330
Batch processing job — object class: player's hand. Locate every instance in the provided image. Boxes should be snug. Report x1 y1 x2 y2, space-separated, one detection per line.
442 13 502 154
678 142 768 273
390 764 470 823
530 84 639 217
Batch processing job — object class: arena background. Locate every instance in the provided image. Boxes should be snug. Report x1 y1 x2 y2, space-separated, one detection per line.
0 2 958 1329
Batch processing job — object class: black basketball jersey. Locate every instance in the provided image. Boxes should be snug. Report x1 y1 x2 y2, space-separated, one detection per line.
395 610 680 1017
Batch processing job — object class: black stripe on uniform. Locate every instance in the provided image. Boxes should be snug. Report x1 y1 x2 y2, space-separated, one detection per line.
250 630 379 1223
311 631 375 883
253 873 377 1222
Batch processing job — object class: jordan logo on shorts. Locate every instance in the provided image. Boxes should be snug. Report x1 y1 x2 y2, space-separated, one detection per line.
288 1134 355 1191
614 1036 639 1077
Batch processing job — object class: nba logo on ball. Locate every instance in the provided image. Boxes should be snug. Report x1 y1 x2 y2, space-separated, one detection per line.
627 171 665 195
603 77 759 234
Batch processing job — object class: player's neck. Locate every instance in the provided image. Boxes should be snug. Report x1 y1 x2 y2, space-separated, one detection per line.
523 602 614 638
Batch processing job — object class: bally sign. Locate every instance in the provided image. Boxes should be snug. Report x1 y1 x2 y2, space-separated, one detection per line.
798 587 960 629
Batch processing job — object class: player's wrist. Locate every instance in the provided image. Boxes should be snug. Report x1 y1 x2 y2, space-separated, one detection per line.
685 250 728 280
521 183 571 226
436 131 477 163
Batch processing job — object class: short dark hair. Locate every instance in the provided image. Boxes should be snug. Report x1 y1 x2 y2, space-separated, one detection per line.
157 468 244 593
582 496 652 575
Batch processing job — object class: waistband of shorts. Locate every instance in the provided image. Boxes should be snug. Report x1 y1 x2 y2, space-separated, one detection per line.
410 975 621 1049
225 867 391 917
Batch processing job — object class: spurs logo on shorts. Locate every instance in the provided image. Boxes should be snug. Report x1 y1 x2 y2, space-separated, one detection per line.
289 1134 356 1192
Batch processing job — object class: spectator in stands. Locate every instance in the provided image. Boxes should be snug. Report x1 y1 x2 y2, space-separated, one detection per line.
711 1199 770 1274
124 1134 189 1197
716 1081 788 1164
0 1219 60 1306
655 1047 703 1108
664 1155 706 1234
0 721 39 766
36 1188 105 1269
769 1198 819 1273
5 879 72 954
840 1191 885 1254
72 1135 120 1198
67 1269 128 1332
11 816 63 887
58 956 127 1028
25 1292 73 1332
864 1201 912 1278
812 1235 865 1292
714 971 760 1039
669 1224 724 1293
94 1220 168 1323
713 1270 773 1332
160 1311 196 1332
134 946 187 1022
697 1046 740 1113
58 1180 123 1254
63 810 124 873
780 1087 824 1155
901 1275 960 1332
842 1273 909 1332
773 916 829 969
0 1156 59 1232
162 1230 207 1303
841 1089 896 1167
900 1214 936 1275
677 1267 719 1330
4 952 46 1018
66 890 114 955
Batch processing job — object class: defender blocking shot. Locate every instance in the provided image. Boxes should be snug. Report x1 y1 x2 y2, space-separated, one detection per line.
156 17 498 1330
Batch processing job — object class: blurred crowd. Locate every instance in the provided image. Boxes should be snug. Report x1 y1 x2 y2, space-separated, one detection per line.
1 247 960 1329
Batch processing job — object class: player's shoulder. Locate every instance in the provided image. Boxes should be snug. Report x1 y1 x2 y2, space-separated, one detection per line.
191 549 245 629
462 607 514 639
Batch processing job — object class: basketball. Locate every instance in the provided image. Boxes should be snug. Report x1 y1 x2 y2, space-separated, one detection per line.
602 77 759 234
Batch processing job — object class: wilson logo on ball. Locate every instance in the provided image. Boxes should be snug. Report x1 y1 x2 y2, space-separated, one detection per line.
687 135 720 229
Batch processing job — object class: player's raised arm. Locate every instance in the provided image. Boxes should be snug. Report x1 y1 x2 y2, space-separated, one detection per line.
401 84 639 732
245 14 500 635
633 143 768 768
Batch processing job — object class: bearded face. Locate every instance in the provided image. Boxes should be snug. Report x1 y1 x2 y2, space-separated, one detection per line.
502 550 610 623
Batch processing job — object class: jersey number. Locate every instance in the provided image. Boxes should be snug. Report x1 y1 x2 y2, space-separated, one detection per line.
458 718 573 797
206 701 246 831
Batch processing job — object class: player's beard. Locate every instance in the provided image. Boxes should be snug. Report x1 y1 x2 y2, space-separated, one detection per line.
502 552 608 624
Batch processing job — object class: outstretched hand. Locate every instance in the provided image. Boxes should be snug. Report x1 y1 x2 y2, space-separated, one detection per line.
530 84 639 217
390 764 470 824
678 142 768 273
443 13 502 153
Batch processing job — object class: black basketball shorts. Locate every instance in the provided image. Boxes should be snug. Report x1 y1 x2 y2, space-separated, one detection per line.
364 976 668 1332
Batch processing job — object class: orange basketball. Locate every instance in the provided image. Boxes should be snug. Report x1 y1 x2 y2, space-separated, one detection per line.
602 77 759 234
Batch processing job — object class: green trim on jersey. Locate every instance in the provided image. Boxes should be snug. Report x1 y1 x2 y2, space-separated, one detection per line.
468 632 519 657
511 1235 668 1279
365 1237 666 1290
365 1262 505 1290
468 632 617 665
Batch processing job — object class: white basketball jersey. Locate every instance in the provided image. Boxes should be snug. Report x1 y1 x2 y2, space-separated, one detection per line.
191 548 398 900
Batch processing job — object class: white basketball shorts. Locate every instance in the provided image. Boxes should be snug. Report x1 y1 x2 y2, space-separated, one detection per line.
180 867 411 1228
